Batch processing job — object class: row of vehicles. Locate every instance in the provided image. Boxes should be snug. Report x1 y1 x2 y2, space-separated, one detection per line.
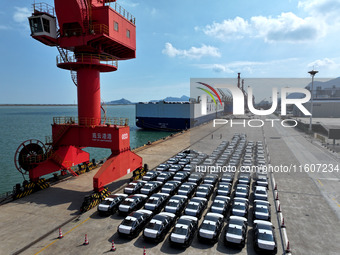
96 134 278 253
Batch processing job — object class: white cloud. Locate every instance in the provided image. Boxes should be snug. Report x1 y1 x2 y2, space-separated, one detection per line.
197 58 299 74
202 17 250 40
307 58 340 70
13 7 30 23
299 0 340 21
162 43 221 59
201 12 324 43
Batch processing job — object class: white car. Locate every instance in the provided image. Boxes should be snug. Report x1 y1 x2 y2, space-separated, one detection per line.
224 215 248 248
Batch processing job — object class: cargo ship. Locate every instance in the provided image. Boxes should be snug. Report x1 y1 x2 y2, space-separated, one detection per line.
136 99 231 131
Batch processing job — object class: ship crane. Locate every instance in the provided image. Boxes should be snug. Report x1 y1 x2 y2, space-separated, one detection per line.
14 0 142 207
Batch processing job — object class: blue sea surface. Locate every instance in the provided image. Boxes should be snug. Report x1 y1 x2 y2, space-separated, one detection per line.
0 105 172 194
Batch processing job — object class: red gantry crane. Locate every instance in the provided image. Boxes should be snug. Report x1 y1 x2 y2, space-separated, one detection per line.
14 0 142 208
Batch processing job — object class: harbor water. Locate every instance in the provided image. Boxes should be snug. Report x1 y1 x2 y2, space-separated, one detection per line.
0 105 172 194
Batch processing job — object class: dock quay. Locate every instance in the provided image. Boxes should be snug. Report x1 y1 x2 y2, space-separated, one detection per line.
0 116 339 255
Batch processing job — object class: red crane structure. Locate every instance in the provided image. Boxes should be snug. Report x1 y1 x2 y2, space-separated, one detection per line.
14 0 142 197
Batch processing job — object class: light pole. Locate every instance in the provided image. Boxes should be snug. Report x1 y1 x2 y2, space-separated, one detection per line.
308 69 318 133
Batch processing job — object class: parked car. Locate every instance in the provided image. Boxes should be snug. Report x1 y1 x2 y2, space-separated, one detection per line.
178 182 197 197
118 194 148 216
209 199 229 217
144 193 169 213
254 186 268 200
224 215 248 248
188 172 204 184
235 184 250 198
253 204 271 221
169 164 184 172
169 215 198 248
140 181 163 196
203 174 219 186
173 171 190 183
142 171 160 181
253 220 277 254
216 182 232 196
161 180 181 196
156 172 174 182
124 180 146 194
197 212 224 243
156 163 170 171
195 184 214 199
143 212 176 243
117 209 153 238
97 193 127 216
231 201 249 218
164 195 188 216
184 197 207 219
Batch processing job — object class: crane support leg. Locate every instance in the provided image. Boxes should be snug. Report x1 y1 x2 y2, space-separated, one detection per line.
93 150 142 192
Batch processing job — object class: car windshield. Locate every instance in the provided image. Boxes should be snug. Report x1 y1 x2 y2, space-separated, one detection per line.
229 218 244 225
201 222 216 231
187 203 199 210
233 204 245 210
256 224 272 231
212 202 224 208
167 201 179 207
180 186 190 191
256 190 266 195
122 219 137 227
173 226 188 235
121 200 134 206
145 222 163 231
258 232 274 242
147 198 159 205
101 200 113 205
228 227 242 235
256 207 268 213
219 186 230 191
144 184 153 189
163 184 173 189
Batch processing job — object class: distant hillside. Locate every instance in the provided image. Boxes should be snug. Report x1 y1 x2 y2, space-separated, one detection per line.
150 95 190 102
106 98 133 105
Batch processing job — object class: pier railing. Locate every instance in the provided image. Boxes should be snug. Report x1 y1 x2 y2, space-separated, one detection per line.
105 1 136 25
52 116 129 127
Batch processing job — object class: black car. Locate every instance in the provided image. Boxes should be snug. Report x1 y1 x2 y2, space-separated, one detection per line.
178 182 197 197
235 184 250 198
197 212 224 243
167 157 180 164
203 174 219 186
142 171 160 181
140 181 163 196
224 215 248 248
156 172 174 182
124 180 146 194
143 212 176 242
97 193 128 216
220 172 234 183
156 163 170 171
183 164 195 172
161 180 181 195
216 182 232 197
231 201 249 218
144 193 169 213
117 209 153 238
184 197 207 219
169 215 198 248
173 171 190 183
253 204 271 221
118 194 148 216
195 184 214 199
188 172 204 184
178 158 190 165
209 199 229 217
238 173 251 185
164 195 188 216
253 220 277 254
169 164 184 172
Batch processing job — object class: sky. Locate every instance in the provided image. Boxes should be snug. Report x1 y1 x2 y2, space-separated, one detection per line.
1 0 340 104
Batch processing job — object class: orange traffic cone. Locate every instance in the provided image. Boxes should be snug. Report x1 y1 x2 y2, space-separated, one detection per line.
275 191 279 200
286 240 292 253
143 247 146 255
83 234 89 245
110 240 116 251
58 228 63 239
281 218 286 228
277 203 281 212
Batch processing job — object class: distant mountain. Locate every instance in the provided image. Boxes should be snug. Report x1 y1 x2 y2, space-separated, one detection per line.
106 98 133 105
287 77 340 99
150 95 190 102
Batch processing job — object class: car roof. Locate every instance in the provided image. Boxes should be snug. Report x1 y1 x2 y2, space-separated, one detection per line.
229 215 247 222
180 215 198 222
205 212 224 219
254 220 273 226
